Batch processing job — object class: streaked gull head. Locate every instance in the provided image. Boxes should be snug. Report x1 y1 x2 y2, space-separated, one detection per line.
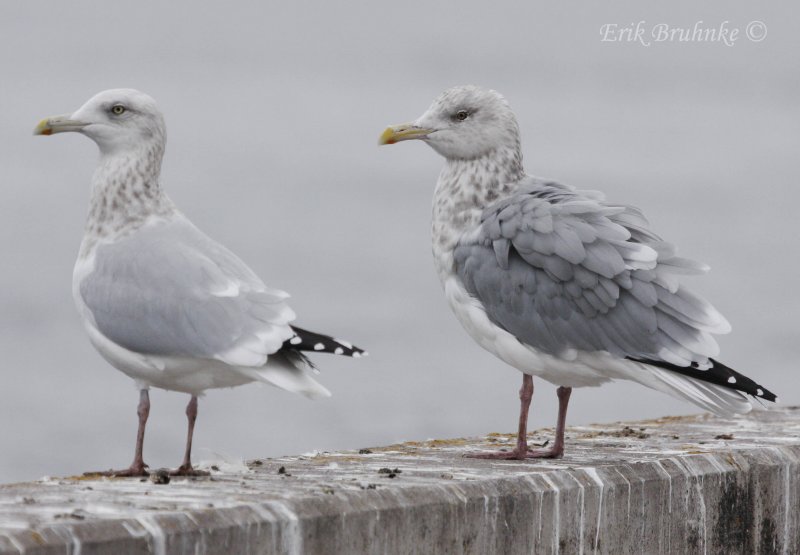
34 89 165 156
379 85 520 160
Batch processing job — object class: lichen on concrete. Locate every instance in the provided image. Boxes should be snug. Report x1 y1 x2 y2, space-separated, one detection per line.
1 408 798 554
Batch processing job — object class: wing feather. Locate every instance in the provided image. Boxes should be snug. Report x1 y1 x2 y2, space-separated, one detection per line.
80 214 295 366
454 179 730 372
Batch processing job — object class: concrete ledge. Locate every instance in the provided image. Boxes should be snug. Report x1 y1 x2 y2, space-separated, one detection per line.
1 408 799 554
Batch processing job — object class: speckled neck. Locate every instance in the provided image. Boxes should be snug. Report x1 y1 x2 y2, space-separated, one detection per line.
431 145 525 278
82 141 174 254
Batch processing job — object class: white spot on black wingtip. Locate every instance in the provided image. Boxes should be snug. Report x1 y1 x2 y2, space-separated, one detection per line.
727 376 737 384
756 388 764 397
313 343 324 351
352 352 361 358
334 347 344 355
290 336 302 345
775 396 780 403
360 351 369 357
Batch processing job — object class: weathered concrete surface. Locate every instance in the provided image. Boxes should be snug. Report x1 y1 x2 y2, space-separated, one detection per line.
1 408 798 555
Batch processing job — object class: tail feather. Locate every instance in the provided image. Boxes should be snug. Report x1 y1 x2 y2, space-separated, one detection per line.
647 366 753 417
284 326 367 357
629 356 777 402
236 350 331 400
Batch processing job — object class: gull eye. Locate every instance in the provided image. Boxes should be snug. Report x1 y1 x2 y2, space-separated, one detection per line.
111 105 126 115
455 110 469 121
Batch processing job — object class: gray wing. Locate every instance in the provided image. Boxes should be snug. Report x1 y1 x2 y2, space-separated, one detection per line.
453 178 730 367
79 214 295 366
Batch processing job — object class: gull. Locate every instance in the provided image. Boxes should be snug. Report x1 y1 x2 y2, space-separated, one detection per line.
35 89 365 476
380 85 776 459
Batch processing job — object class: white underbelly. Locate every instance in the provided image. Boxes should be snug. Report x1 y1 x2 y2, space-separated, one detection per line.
442 276 628 388
84 322 254 394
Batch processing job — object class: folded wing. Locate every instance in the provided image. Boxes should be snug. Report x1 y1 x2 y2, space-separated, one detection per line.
79 214 296 367
454 177 731 375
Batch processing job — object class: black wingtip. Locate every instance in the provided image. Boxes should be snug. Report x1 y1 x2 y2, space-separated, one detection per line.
629 357 777 403
284 326 367 358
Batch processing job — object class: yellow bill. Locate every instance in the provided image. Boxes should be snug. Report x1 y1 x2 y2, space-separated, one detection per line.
378 123 434 145
33 114 87 136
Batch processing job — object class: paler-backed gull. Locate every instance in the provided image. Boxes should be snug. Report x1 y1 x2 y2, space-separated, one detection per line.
35 89 365 476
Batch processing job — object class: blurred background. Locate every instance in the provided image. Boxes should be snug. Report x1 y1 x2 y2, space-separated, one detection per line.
0 1 797 482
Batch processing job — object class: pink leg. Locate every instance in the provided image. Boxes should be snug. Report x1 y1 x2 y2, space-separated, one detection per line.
85 389 150 477
468 374 534 460
468 380 573 460
170 395 209 476
526 386 572 458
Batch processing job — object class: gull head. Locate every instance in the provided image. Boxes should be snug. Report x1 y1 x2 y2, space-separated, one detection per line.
379 85 520 160
34 89 165 155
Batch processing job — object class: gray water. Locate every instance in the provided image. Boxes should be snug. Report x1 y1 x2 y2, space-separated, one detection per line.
1 2 797 483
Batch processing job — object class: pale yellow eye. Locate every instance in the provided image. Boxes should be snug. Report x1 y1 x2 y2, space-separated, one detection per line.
111 105 126 115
